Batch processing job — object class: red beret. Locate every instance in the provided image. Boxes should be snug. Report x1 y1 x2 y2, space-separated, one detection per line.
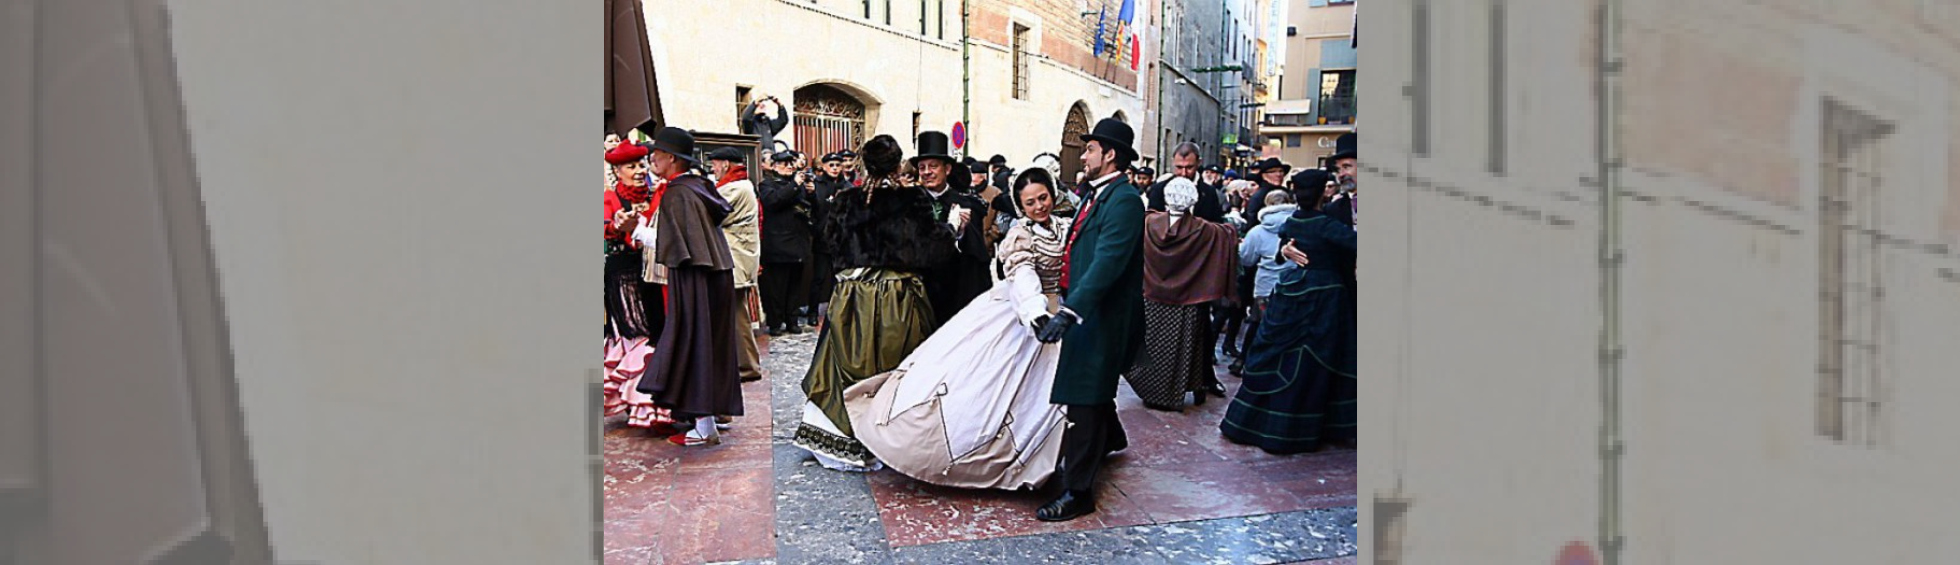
604 142 650 165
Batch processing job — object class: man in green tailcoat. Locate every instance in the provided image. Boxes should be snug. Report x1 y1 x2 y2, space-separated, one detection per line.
1031 118 1147 522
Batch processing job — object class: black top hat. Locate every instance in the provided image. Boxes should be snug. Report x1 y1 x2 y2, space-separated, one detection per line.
1252 157 1291 175
1079 118 1138 162
706 147 746 163
911 131 956 166
1330 132 1357 161
647 127 700 167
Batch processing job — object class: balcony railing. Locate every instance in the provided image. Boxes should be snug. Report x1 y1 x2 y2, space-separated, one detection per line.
1317 94 1356 125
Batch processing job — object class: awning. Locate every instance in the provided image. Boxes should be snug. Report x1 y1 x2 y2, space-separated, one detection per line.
606 0 663 137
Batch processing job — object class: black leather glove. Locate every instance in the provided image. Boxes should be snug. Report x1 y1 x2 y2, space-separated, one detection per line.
1035 313 1077 343
1028 314 1051 335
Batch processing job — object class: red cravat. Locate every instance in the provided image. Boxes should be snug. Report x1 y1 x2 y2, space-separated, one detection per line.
1060 189 1099 284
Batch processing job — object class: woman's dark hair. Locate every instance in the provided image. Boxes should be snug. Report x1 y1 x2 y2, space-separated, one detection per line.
1287 168 1336 210
1010 168 1058 216
859 135 904 180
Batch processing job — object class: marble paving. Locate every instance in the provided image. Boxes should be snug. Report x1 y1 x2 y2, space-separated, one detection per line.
604 329 1358 565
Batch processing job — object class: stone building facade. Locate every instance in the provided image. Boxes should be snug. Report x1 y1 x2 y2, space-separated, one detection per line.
1261 0 1354 168
1362 0 1960 563
642 0 1146 182
1143 0 1261 167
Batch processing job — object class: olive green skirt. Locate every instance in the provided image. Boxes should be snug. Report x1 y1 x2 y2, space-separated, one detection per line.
794 269 937 469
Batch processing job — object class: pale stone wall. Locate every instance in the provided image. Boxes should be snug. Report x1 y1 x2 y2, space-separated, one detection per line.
1363 0 1960 562
643 0 1145 163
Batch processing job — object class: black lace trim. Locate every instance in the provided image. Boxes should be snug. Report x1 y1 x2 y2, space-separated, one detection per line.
792 424 878 467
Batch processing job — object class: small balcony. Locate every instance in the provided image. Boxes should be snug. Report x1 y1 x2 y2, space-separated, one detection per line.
1317 94 1355 126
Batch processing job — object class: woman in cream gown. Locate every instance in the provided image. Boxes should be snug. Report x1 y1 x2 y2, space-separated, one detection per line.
843 168 1073 490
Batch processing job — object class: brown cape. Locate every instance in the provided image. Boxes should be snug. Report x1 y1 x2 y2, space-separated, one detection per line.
1141 212 1238 306
636 174 744 417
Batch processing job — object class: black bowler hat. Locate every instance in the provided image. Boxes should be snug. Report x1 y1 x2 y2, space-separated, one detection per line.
1078 118 1138 161
1331 132 1357 161
706 147 746 163
963 156 984 170
647 127 700 167
1252 157 1291 175
911 131 957 166
989 154 1007 166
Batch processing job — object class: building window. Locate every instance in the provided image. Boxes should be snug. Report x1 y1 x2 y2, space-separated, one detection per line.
912 111 923 146
1318 70 1356 125
1816 99 1893 447
885 0 892 25
937 0 945 39
863 0 871 19
735 86 753 131
920 0 928 35
1286 134 1302 148
1329 0 1356 4
1012 24 1032 100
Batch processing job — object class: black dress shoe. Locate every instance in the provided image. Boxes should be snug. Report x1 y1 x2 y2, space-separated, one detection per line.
1221 346 1241 359
1035 491 1097 522
767 326 783 337
1206 381 1228 398
786 324 805 335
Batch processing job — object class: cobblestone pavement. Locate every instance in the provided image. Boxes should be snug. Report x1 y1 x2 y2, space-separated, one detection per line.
605 330 1358 565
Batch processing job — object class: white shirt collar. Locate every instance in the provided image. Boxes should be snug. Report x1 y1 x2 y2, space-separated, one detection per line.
1087 171 1124 199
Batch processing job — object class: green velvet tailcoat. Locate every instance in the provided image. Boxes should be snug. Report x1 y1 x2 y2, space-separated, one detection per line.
1050 177 1147 406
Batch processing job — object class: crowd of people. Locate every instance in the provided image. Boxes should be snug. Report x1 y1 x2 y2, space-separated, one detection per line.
601 106 1359 522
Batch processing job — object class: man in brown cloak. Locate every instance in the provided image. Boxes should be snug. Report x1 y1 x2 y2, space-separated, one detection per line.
632 127 745 446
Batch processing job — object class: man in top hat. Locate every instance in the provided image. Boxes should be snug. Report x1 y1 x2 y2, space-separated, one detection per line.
1030 117 1148 522
1239 157 1293 227
911 131 994 331
1321 132 1358 227
706 148 767 382
1144 142 1227 224
632 127 747 446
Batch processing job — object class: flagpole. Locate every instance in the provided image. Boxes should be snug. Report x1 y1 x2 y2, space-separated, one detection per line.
961 0 970 154
1155 0 1167 163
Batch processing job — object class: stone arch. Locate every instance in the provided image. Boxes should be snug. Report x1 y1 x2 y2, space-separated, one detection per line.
1059 101 1092 189
790 81 882 157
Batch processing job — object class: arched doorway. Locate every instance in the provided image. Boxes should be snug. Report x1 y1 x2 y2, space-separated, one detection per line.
792 83 867 158
1058 102 1090 190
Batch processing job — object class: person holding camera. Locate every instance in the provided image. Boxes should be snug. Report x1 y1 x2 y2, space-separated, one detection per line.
740 95 790 159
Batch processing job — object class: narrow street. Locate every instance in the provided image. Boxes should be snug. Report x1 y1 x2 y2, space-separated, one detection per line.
604 332 1357 564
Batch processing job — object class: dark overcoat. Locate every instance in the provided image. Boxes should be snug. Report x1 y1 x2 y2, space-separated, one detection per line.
1051 177 1147 406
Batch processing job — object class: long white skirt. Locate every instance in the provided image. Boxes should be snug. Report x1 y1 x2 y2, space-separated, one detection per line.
843 281 1068 490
